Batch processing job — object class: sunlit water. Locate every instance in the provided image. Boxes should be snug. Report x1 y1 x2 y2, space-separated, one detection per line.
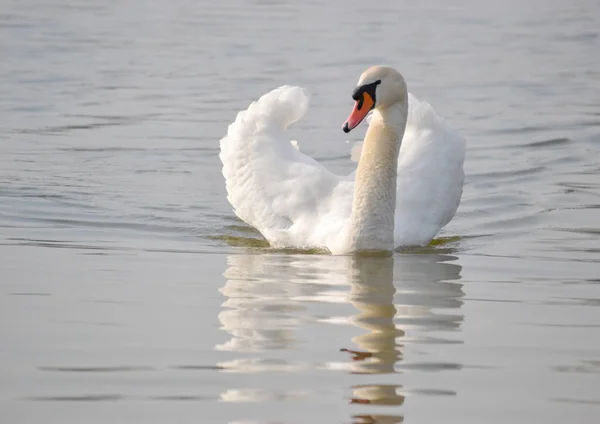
1 0 600 423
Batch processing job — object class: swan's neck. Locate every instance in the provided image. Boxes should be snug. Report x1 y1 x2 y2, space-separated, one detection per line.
348 102 408 252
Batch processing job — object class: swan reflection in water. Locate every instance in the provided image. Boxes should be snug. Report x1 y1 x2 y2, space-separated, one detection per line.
216 251 463 422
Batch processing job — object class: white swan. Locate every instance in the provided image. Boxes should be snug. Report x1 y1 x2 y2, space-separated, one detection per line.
220 66 465 254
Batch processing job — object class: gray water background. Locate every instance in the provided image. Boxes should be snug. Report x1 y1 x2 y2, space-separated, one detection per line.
1 0 600 423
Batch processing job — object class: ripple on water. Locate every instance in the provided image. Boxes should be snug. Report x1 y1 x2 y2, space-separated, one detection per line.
39 366 154 372
26 394 123 402
522 137 572 148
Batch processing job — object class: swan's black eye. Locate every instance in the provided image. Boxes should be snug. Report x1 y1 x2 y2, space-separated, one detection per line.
357 95 364 110
351 79 381 103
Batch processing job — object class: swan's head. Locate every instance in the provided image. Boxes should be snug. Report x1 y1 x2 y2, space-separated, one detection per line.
342 66 408 133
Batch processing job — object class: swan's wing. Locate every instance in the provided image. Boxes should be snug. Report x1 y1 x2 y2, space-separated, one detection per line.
393 93 466 246
219 85 353 248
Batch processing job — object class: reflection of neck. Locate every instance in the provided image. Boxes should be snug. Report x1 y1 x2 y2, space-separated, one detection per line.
348 101 408 252
348 256 403 374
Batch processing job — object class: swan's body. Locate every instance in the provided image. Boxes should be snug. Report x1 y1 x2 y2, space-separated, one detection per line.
220 66 465 254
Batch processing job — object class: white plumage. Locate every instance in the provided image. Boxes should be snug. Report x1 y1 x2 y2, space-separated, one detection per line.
220 67 465 254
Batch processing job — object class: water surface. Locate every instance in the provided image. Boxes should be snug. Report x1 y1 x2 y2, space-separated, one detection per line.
1 0 600 423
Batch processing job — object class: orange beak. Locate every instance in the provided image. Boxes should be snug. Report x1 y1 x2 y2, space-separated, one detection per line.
342 92 375 133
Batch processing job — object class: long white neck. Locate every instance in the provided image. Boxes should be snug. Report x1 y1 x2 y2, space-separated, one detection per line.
348 101 408 252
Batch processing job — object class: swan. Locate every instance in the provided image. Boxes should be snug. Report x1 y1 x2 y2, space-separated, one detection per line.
219 66 465 254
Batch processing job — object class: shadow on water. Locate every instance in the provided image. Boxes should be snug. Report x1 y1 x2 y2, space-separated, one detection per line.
217 250 464 422
214 221 466 255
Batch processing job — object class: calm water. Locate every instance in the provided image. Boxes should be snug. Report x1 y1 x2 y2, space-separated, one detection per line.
1 0 600 423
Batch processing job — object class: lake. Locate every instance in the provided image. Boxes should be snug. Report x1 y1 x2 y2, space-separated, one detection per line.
1 0 599 423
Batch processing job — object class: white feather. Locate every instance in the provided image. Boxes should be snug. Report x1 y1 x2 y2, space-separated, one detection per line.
219 86 465 253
